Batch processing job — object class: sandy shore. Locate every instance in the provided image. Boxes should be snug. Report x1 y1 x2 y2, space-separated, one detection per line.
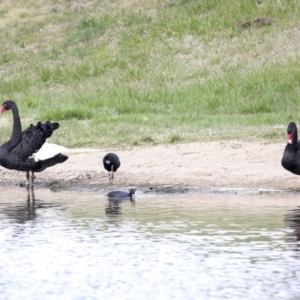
0 140 299 193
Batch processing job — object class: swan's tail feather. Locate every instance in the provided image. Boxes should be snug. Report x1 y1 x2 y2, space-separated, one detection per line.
34 154 68 172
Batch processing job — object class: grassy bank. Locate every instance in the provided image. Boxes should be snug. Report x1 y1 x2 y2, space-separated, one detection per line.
0 0 300 148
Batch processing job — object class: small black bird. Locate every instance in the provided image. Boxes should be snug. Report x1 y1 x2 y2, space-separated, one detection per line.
107 189 136 202
103 153 121 184
282 122 300 175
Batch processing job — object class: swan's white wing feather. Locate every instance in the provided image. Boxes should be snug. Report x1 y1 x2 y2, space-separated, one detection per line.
30 143 100 161
31 141 70 161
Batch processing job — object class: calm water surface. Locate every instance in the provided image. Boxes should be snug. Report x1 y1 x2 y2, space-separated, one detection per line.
0 187 300 300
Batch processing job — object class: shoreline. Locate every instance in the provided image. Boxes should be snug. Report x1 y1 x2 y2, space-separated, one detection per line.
0 141 299 194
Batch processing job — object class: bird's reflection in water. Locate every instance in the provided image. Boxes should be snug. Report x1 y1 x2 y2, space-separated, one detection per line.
284 207 300 249
106 199 123 215
3 200 37 224
2 188 62 228
1 187 38 225
26 185 36 203
105 196 136 216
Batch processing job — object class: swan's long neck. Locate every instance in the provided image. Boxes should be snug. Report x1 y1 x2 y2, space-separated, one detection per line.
7 103 22 149
294 128 298 144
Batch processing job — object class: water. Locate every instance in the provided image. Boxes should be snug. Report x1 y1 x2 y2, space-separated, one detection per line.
0 187 300 300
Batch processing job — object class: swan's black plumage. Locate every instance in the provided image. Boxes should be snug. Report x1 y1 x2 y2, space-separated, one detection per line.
103 153 120 184
281 122 300 175
0 100 68 185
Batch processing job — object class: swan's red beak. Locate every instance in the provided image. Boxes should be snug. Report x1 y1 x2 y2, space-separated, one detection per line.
0 104 6 114
288 133 294 144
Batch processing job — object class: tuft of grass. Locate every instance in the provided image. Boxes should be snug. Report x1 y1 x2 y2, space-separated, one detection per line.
170 135 182 143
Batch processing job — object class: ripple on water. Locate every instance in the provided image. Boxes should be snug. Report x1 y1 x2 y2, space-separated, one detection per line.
0 188 299 299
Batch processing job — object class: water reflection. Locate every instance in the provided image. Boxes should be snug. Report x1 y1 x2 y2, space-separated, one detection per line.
106 199 123 215
3 200 37 223
105 197 136 215
2 200 62 223
285 207 300 244
0 188 300 299
26 185 35 202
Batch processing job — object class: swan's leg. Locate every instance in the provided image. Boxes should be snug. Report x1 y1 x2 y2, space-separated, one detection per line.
25 172 31 200
31 171 36 186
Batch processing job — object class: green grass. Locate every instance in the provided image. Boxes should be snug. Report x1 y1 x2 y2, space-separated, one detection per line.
0 0 300 148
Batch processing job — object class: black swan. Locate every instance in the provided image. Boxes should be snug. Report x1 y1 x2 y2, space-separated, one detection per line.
281 122 300 175
0 100 68 186
107 189 136 202
103 153 120 184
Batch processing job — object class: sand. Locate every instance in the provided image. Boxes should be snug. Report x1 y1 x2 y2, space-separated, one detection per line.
0 140 298 193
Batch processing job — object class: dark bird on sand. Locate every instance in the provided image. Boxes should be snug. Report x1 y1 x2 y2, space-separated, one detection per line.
0 100 68 187
103 153 120 184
